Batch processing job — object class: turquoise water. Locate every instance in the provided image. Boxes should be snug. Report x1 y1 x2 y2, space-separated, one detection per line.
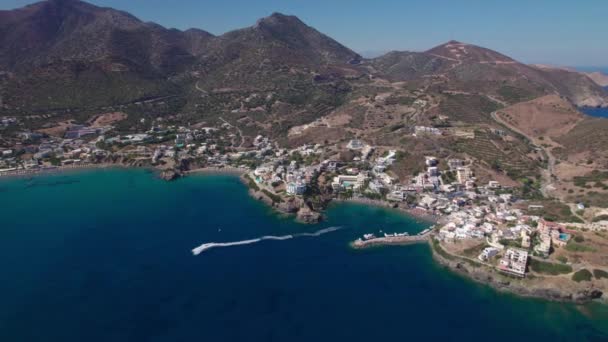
0 169 607 341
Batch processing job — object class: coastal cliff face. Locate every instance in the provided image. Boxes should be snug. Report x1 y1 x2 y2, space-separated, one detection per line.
430 239 604 304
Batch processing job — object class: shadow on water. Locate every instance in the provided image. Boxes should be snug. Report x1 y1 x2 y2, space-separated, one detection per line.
24 178 80 189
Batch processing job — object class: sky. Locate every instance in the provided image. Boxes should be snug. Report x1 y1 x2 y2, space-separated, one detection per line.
1 0 607 67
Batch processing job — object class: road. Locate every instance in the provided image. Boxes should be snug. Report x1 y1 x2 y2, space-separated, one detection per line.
194 79 245 148
490 111 556 197
219 117 245 148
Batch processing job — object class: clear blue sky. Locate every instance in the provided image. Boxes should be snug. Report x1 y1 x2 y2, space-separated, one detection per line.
2 0 607 67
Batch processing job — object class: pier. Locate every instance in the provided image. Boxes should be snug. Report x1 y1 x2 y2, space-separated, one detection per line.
351 228 434 249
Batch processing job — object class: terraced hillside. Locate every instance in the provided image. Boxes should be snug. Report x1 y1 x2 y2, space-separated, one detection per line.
456 130 540 180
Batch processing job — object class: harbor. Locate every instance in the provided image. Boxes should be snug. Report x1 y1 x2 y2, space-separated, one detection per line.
351 226 434 249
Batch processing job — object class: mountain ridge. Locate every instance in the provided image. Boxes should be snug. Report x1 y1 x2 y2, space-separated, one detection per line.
0 0 606 120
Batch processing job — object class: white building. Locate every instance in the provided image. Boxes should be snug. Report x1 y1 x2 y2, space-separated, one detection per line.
287 182 307 196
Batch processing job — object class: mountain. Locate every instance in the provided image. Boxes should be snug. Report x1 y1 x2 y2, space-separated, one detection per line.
0 0 211 71
0 0 606 136
194 12 361 89
0 0 217 111
371 41 608 108
583 71 608 87
0 2 362 126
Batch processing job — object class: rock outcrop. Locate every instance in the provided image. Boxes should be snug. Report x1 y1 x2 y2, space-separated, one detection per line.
296 206 322 224
159 169 182 181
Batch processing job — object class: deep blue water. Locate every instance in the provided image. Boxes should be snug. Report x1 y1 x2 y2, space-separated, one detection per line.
576 67 608 118
0 169 607 341
580 106 608 118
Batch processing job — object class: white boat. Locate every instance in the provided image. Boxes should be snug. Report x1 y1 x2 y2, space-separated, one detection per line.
363 233 375 240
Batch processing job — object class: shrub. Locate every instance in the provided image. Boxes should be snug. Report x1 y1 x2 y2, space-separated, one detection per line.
593 269 608 279
574 235 585 243
557 255 568 264
593 215 608 222
243 175 259 191
572 269 593 282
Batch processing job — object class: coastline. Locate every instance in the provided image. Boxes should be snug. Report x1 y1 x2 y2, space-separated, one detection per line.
427 237 605 304
2 166 605 305
0 163 249 180
0 162 128 180
186 166 248 176
335 197 439 224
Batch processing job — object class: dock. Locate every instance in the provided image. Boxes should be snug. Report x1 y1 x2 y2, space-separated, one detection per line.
351 228 433 249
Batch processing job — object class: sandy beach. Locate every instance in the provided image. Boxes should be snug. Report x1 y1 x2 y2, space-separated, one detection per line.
336 197 439 223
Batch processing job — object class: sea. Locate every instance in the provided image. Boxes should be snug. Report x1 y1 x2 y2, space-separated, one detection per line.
0 168 607 341
577 67 608 118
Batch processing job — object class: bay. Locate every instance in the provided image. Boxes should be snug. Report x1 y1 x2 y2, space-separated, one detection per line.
0 168 606 341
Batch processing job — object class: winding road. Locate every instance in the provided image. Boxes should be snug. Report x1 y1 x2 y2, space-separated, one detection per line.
490 111 556 197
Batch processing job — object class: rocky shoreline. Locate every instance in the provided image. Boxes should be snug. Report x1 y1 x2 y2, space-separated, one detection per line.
245 184 322 224
428 238 604 304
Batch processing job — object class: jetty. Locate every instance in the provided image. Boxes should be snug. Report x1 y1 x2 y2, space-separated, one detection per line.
351 227 434 249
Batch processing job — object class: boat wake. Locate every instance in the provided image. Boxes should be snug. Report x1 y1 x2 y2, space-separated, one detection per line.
192 226 342 255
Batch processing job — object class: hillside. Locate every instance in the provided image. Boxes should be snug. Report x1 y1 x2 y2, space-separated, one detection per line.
0 0 606 172
370 41 608 108
584 71 608 87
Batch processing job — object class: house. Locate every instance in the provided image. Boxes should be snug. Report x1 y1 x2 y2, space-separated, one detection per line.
387 190 406 202
488 181 501 189
425 156 438 167
521 231 531 248
331 174 367 191
346 139 365 150
368 179 385 194
286 182 307 196
498 248 528 277
478 247 499 261
534 236 551 256
448 159 465 170
455 167 473 184
427 166 439 177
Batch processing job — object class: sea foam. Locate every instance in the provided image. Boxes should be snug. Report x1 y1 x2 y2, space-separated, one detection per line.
192 226 342 255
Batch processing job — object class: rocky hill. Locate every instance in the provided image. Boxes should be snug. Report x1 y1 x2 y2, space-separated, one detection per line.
0 0 606 135
584 71 608 87
371 41 608 108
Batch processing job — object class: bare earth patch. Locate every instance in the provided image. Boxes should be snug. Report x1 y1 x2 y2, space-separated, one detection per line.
88 112 128 127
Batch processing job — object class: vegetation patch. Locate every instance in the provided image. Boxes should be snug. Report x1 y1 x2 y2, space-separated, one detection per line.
572 269 593 282
243 174 260 191
432 239 455 261
593 269 608 280
565 241 596 253
262 190 284 204
529 259 572 275
592 215 608 222
572 170 608 188
528 200 583 223
498 85 534 103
